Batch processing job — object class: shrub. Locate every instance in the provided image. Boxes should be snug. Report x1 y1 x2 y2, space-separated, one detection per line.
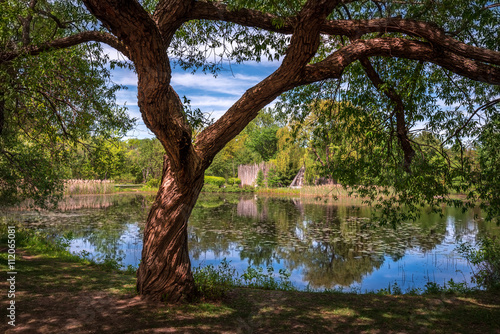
457 236 500 290
240 265 295 291
227 177 241 186
204 175 226 187
146 177 160 188
256 170 264 187
193 259 236 300
201 183 221 193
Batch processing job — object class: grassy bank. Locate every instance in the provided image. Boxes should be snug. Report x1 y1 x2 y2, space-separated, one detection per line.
1 225 500 333
256 184 351 198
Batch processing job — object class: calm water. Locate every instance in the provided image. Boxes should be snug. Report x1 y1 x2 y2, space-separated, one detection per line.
2 193 499 292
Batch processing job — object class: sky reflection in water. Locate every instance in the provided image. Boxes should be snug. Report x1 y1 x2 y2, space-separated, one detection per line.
3 193 498 292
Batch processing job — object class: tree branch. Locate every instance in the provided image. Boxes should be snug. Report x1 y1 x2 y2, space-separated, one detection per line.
359 57 415 172
194 0 342 166
321 18 500 66
484 3 500 9
0 31 130 63
83 0 196 175
187 1 295 34
444 98 500 144
298 38 500 86
188 3 500 67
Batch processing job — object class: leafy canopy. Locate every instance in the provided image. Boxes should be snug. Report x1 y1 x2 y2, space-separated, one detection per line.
0 0 134 207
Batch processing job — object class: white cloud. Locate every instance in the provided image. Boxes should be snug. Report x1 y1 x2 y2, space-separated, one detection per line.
115 89 138 106
171 72 263 96
188 95 236 109
101 43 129 62
111 70 138 86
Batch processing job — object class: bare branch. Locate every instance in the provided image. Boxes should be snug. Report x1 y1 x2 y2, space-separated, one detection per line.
484 3 500 9
444 98 500 144
359 57 415 172
35 9 69 29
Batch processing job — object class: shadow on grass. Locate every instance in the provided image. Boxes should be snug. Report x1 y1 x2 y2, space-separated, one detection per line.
1 251 499 333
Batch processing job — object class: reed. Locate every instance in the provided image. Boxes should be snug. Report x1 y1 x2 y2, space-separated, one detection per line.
63 179 116 195
299 184 350 198
257 184 351 198
256 187 301 195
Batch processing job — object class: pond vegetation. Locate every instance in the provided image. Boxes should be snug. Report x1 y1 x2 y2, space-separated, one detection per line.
2 192 499 294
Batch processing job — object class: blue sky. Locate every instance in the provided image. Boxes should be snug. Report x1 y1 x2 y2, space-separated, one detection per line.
103 45 282 139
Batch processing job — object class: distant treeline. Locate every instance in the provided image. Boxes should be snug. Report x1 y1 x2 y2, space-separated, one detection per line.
64 107 477 192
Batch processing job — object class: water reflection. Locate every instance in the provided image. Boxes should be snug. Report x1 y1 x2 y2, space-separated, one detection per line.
2 193 498 292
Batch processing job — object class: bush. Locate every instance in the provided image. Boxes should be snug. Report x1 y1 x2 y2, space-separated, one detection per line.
146 177 160 188
201 183 221 193
193 259 237 300
256 170 264 187
240 265 295 291
204 175 226 187
457 236 500 290
201 184 254 193
227 177 241 186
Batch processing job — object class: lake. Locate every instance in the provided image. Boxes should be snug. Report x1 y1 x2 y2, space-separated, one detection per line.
2 192 499 293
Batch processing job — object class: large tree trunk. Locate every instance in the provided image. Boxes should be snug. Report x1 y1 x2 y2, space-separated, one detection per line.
136 156 204 302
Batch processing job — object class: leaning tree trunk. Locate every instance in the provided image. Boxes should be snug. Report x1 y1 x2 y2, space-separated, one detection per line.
136 156 204 302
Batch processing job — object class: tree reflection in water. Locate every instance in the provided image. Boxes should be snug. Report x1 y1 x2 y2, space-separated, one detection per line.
3 193 499 291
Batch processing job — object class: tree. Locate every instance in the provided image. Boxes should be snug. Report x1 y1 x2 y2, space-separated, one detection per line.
124 138 164 183
0 0 133 207
245 109 280 161
2 0 499 302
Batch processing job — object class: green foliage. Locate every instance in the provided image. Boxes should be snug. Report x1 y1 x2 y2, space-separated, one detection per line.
205 110 280 178
246 126 279 161
193 259 295 300
67 138 128 180
123 138 164 184
376 282 402 296
266 168 281 188
204 175 226 187
0 1 134 207
423 282 442 294
256 170 265 187
240 265 295 291
227 177 241 185
421 280 472 295
476 113 500 223
145 177 161 189
193 259 236 300
201 183 254 193
457 237 500 290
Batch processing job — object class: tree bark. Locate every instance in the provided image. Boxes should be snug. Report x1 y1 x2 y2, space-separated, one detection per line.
136 155 204 302
76 0 500 304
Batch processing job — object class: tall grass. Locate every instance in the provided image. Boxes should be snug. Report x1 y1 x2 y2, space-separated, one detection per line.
257 184 351 198
300 184 349 198
64 179 116 195
257 187 301 195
